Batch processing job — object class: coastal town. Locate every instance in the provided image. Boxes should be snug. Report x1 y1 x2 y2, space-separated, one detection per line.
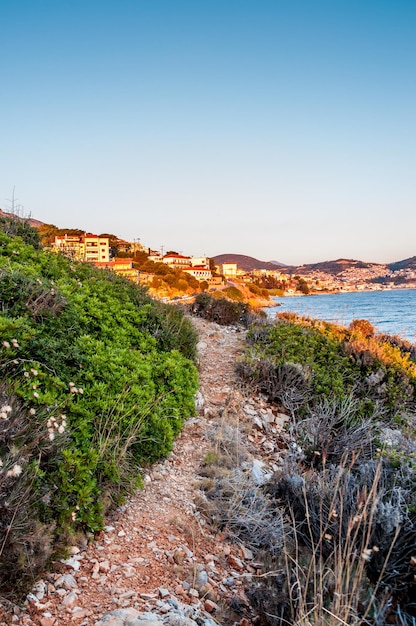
1 208 415 298
50 230 416 298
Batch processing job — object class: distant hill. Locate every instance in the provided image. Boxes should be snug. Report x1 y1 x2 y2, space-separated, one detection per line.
387 256 416 272
213 253 289 272
295 258 386 276
0 208 44 229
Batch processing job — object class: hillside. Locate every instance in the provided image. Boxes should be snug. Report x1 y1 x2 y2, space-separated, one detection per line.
388 255 416 272
214 253 289 271
0 207 45 229
295 258 387 275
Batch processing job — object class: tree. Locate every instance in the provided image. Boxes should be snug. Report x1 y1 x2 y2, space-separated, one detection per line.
297 278 310 295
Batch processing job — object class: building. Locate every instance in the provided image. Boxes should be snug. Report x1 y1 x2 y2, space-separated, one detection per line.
221 263 238 278
183 266 212 281
162 253 192 269
190 257 210 268
93 258 139 282
54 234 110 263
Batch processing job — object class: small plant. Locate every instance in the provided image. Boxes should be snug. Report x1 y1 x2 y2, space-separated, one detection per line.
190 292 250 326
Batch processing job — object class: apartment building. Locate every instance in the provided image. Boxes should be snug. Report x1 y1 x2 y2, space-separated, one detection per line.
54 234 110 263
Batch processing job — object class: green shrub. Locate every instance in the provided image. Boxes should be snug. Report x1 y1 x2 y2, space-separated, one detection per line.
0 226 198 597
190 292 250 326
222 285 244 301
235 312 416 624
241 314 416 422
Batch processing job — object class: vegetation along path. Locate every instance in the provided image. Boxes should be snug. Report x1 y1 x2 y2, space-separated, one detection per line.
3 316 287 626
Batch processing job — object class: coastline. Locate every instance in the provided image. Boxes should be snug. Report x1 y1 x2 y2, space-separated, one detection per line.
265 289 416 344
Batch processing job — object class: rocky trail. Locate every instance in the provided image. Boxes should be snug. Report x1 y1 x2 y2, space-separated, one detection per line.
2 318 289 626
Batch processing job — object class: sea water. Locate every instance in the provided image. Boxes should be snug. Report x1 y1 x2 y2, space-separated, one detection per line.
267 289 416 344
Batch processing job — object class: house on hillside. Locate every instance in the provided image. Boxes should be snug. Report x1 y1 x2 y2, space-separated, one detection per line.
54 234 110 263
183 266 212 281
190 256 210 268
93 258 139 282
221 263 238 278
162 253 192 269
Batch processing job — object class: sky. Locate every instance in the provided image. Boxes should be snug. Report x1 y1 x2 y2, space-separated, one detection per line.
1 0 415 265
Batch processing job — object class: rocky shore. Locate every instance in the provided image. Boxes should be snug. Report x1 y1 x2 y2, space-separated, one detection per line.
1 317 289 626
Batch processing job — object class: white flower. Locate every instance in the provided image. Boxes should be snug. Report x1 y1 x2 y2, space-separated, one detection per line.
33 392 39 399
30 368 38 376
29 408 36 416
69 382 75 388
78 388 84 394
6 464 22 478
2 341 10 349
0 405 12 420
361 549 372 562
48 432 55 441
58 425 65 434
11 339 19 348
24 371 30 378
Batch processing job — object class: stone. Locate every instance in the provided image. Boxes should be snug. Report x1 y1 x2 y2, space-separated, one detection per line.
122 565 136 578
251 458 267 485
198 583 216 601
194 570 208 590
204 599 219 613
61 557 81 571
239 544 254 561
38 617 56 626
99 560 111 573
54 573 78 589
195 391 205 410
104 525 115 533
252 416 264 430
94 618 124 626
62 591 78 608
163 615 198 626
173 549 186 564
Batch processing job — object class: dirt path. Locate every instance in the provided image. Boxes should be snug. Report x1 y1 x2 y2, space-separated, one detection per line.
5 318 271 626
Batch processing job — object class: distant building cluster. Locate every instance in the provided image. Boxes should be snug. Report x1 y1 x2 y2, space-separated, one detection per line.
51 232 416 293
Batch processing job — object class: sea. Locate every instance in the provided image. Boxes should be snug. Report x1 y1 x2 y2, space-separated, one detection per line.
266 289 416 344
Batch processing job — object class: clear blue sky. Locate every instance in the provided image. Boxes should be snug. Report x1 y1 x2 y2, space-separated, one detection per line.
1 0 415 264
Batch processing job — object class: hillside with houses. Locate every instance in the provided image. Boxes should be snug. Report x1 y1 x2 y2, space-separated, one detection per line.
2 208 416 299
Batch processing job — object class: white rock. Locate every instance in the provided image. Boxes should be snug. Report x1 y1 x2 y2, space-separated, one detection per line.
62 590 78 608
54 573 78 589
61 557 81 571
104 525 115 533
251 459 267 485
